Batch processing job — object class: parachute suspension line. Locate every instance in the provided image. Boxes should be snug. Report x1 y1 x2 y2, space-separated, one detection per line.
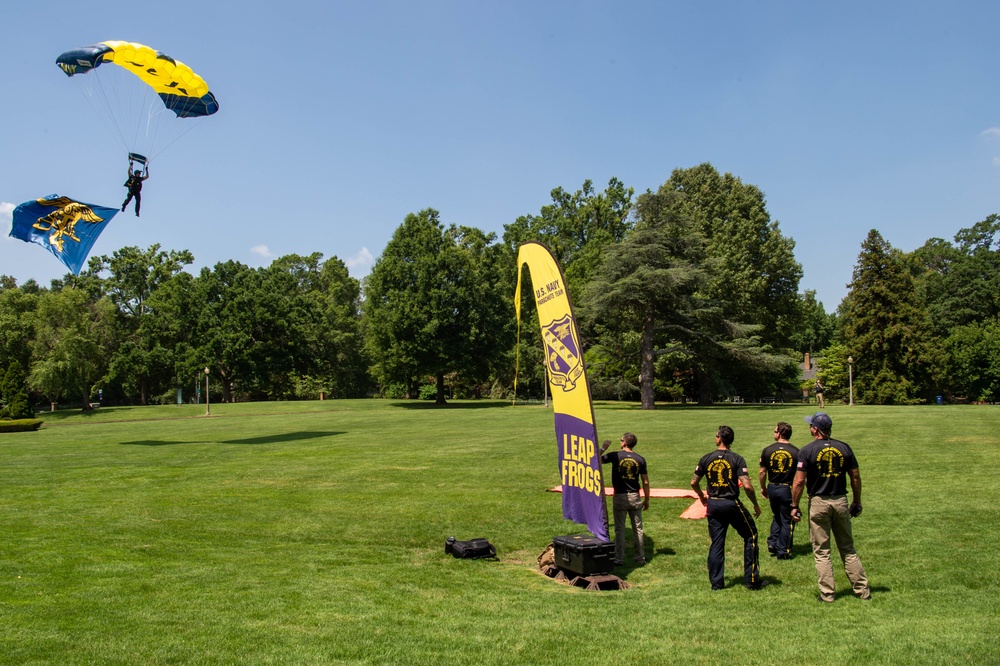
74 72 129 156
145 117 205 163
102 64 139 155
128 80 153 154
145 99 178 162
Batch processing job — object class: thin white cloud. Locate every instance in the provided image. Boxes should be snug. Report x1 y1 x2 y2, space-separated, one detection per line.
981 129 1000 167
250 244 274 259
0 202 14 224
345 246 374 271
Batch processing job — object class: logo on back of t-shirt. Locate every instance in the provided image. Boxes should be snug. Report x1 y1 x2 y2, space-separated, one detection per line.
620 457 640 481
706 458 734 488
817 446 845 478
769 449 795 473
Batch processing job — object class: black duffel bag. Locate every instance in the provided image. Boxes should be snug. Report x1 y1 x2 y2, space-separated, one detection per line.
446 537 497 560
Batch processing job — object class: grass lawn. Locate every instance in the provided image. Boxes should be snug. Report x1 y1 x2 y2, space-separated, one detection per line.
1 399 997 664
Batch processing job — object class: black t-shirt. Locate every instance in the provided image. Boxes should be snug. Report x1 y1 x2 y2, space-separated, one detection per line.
796 438 858 496
601 450 647 494
694 449 749 500
759 442 800 485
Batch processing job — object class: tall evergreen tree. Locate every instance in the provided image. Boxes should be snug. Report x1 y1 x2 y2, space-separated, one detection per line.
584 190 707 409
841 230 929 403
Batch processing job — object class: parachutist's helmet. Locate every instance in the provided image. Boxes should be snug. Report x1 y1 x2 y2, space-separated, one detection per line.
134 170 142 175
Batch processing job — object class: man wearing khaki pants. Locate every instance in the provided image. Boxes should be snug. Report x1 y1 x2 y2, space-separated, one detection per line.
791 412 871 603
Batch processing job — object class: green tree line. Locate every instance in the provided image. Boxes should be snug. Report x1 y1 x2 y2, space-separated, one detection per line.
2 164 996 412
821 214 1000 404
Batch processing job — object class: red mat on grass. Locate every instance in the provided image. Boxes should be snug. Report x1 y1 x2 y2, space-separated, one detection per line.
547 486 706 519
679 501 707 520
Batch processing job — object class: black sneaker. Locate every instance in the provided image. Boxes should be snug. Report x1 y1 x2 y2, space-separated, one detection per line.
746 579 770 591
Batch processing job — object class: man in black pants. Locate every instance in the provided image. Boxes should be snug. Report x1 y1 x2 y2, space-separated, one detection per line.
759 421 799 559
121 162 149 217
691 425 765 590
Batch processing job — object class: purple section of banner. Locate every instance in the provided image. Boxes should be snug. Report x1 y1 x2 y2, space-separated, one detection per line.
554 412 609 541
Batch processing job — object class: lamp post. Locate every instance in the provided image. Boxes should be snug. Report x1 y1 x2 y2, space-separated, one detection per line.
848 356 854 407
204 367 211 416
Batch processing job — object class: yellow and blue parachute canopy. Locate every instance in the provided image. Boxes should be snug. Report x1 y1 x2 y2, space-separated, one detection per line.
56 41 219 118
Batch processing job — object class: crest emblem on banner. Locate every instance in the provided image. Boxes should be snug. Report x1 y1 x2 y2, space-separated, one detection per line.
32 198 105 252
542 315 585 390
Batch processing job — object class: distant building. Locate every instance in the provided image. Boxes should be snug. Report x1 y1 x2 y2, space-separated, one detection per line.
801 352 819 403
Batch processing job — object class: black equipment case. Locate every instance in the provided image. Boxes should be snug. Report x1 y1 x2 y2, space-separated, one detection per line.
552 534 615 576
447 537 497 559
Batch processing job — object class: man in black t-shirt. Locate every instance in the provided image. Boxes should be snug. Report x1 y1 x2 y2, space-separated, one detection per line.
121 162 149 217
759 421 799 559
600 432 650 566
691 426 765 590
791 412 870 602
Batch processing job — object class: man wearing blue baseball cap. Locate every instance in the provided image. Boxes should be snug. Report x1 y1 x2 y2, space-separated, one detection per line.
790 412 871 603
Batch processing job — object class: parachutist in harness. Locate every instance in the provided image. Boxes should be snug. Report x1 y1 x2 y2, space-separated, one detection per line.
121 158 149 217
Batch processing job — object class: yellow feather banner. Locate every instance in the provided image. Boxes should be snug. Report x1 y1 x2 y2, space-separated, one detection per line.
515 242 608 540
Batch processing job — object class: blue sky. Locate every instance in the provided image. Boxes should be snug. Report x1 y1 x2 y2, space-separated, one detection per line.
2 1 997 312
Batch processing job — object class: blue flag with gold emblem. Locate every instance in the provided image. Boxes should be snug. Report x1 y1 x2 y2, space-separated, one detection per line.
9 195 118 275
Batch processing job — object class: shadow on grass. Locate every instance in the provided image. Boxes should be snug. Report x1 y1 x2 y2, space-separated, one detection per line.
40 406 136 421
225 431 345 444
718 575 785 590
122 431 345 446
389 401 511 410
826 584 889 600
599 403 815 412
615 536 674 578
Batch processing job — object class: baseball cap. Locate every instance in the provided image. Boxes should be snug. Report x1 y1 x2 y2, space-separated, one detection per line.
804 412 833 433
